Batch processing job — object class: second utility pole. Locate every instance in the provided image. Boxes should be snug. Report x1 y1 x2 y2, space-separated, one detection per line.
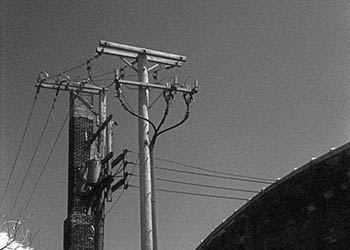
138 53 154 250
97 40 194 250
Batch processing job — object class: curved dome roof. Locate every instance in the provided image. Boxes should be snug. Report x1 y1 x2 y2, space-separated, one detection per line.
195 142 350 250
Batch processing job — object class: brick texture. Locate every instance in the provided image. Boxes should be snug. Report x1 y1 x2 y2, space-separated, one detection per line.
64 93 95 250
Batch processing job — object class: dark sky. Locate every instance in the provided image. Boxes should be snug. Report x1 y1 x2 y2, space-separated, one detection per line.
2 1 350 250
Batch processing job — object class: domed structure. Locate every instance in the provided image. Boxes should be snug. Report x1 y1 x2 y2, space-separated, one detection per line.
195 142 350 250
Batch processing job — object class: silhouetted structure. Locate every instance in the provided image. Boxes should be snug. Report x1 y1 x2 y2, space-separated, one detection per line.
195 142 350 250
64 93 95 250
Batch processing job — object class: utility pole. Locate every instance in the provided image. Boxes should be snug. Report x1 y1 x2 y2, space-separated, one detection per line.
35 73 126 250
137 53 153 250
35 41 197 250
97 40 197 250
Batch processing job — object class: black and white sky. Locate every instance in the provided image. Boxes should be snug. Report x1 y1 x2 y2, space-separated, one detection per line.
2 1 350 250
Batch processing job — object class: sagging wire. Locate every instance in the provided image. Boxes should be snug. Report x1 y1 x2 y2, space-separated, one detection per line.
10 86 62 216
150 90 193 148
21 110 69 214
115 76 158 133
47 52 101 80
86 53 102 87
149 85 176 148
127 150 275 182
105 188 125 217
114 63 196 150
0 87 41 211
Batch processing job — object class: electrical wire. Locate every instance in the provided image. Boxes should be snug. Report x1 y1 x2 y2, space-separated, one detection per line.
150 94 171 147
129 184 249 201
149 92 163 110
9 91 61 216
128 150 274 183
105 189 125 217
0 89 40 211
130 173 259 194
48 62 87 80
21 110 69 213
93 70 115 79
105 157 139 217
153 98 190 139
116 90 157 132
152 166 272 185
153 156 275 182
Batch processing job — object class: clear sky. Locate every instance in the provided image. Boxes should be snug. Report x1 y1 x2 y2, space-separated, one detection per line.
2 1 350 250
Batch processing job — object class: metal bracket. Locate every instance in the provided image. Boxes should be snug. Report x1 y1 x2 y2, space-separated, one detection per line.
85 114 113 149
73 91 99 117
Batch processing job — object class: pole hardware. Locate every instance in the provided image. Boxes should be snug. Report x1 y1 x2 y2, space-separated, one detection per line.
111 149 128 169
35 73 104 95
97 41 186 67
111 175 128 193
85 114 113 150
96 40 198 250
101 152 114 166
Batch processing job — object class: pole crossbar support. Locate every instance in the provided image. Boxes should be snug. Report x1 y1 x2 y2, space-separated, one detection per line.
117 79 195 94
99 40 187 62
96 40 197 250
111 149 128 169
73 91 99 117
101 152 113 166
36 79 104 95
111 178 126 193
97 47 183 67
85 114 113 149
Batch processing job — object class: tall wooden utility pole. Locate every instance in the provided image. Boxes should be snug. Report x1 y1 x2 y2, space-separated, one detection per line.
97 40 196 250
137 53 153 250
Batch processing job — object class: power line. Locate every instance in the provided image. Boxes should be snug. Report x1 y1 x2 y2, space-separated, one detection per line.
10 92 60 216
128 150 275 183
136 164 272 185
0 90 40 211
105 189 125 217
130 173 259 194
48 53 101 80
129 185 249 201
21 110 69 213
155 156 275 182
93 70 115 79
48 62 87 80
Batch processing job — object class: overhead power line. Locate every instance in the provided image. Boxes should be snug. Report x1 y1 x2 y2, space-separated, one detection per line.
129 185 249 201
155 157 275 182
134 164 272 185
128 150 275 183
130 173 259 194
48 53 101 80
0 90 40 211
10 91 61 216
105 189 125 217
48 62 87 80
22 110 69 213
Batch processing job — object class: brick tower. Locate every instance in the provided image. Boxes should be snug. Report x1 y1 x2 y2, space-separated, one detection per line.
64 93 95 250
